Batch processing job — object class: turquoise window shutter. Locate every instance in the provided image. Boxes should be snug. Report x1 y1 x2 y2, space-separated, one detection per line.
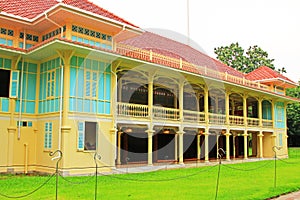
78 121 85 150
10 70 19 98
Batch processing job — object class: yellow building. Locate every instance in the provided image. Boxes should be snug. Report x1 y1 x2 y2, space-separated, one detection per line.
0 0 298 175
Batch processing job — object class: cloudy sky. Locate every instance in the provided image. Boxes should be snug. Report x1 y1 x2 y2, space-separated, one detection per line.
92 0 300 83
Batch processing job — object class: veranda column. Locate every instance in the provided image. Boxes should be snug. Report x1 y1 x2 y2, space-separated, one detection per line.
258 131 264 158
177 130 185 164
146 129 154 166
57 50 74 171
7 98 16 172
110 62 119 168
117 131 123 165
225 90 230 125
178 80 185 164
258 98 263 127
148 74 154 120
197 134 201 160
147 73 155 166
243 131 248 159
204 131 209 162
110 128 117 168
225 131 231 161
204 87 209 124
243 94 248 126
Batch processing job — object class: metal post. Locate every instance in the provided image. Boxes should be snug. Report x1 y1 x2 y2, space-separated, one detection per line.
49 150 62 200
94 153 101 200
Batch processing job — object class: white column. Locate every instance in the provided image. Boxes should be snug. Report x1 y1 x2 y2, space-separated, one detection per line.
204 131 209 162
243 131 248 159
258 131 264 158
146 129 154 166
177 130 185 164
225 131 231 161
197 134 201 160
117 131 123 165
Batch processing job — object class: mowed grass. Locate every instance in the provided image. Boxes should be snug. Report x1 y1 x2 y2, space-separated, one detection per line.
1 148 300 200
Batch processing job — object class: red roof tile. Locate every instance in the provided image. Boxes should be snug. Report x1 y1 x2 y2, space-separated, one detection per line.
119 32 244 78
0 0 137 27
246 66 296 84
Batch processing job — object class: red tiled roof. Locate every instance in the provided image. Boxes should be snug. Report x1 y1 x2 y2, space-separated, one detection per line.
0 0 137 27
119 32 244 78
246 66 296 84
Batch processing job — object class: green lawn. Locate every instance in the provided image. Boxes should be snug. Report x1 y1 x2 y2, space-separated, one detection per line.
1 148 300 200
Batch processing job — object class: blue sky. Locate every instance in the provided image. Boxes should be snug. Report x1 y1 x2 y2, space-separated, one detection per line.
93 0 300 83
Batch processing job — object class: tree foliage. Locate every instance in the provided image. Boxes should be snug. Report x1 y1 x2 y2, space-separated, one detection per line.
286 85 300 136
214 42 275 73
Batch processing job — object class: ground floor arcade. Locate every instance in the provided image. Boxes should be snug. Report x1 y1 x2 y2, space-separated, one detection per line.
115 124 279 166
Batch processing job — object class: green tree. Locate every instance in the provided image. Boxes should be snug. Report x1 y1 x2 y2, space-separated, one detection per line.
214 43 275 73
286 85 300 137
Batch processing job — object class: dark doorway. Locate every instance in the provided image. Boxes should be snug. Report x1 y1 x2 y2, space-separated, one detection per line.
183 134 197 160
153 133 175 162
209 134 217 159
121 132 148 164
235 136 246 158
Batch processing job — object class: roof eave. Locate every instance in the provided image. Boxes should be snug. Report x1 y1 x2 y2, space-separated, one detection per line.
0 3 144 34
255 77 298 87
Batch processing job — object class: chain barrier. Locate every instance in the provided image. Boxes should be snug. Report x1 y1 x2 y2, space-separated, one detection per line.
0 173 55 199
222 159 273 171
1 148 300 199
98 164 219 182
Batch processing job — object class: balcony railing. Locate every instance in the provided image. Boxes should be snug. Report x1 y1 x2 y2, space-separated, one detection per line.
117 102 149 118
209 113 226 125
183 110 205 123
262 119 273 128
153 106 179 121
229 115 245 126
116 43 271 93
247 118 260 127
117 103 275 129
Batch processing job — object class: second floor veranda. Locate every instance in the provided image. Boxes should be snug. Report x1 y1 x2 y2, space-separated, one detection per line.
116 69 275 129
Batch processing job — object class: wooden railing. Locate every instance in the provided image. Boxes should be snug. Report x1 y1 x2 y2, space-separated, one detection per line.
117 102 149 118
262 119 273 128
209 113 226 125
229 115 244 126
116 43 272 93
183 110 205 123
247 118 260 127
152 106 179 121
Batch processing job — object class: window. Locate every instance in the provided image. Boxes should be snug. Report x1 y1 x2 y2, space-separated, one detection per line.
0 69 19 98
77 121 97 151
0 69 10 97
44 122 52 149
85 70 97 98
47 70 55 98
17 121 33 127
